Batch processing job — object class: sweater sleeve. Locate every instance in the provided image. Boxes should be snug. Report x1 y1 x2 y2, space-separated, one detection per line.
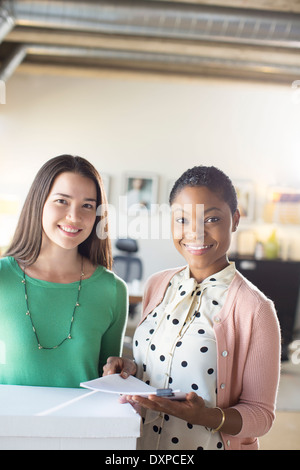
232 298 281 438
98 277 128 375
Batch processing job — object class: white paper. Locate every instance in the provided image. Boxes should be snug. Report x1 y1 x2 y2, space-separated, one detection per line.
80 375 186 400
80 374 158 396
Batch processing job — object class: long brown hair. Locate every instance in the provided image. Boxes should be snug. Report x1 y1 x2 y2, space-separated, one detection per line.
4 155 112 269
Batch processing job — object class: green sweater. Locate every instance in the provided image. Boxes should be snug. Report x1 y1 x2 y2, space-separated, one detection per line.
0 257 128 388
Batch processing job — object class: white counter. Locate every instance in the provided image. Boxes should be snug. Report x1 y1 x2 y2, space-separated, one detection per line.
0 384 140 450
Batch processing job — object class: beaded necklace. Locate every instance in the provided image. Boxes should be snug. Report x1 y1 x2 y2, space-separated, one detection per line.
22 258 84 350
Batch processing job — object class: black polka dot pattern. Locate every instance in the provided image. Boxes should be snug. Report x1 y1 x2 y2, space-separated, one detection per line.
132 264 236 450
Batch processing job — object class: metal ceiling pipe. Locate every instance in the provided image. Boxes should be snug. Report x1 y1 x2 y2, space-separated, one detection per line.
1 42 300 82
21 43 300 78
0 6 15 44
0 44 26 81
9 0 300 49
1 1 300 82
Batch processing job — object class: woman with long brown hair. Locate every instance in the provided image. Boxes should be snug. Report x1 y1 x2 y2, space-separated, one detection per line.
0 155 128 388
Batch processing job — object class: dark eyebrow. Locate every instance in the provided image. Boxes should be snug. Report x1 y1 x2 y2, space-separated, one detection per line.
204 207 222 214
53 193 97 203
173 206 222 214
53 193 71 198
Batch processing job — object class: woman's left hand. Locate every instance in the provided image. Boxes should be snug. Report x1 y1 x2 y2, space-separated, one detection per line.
126 392 208 426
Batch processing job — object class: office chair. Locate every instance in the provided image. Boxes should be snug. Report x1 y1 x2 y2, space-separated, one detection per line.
113 238 143 324
113 238 143 284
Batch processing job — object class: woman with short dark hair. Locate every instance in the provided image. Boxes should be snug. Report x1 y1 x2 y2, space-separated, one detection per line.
104 165 281 451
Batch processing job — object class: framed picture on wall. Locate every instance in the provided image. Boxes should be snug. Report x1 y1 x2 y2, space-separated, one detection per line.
234 180 255 222
123 172 158 214
263 187 300 224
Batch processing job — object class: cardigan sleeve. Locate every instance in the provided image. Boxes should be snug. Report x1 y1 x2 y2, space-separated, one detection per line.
231 298 281 438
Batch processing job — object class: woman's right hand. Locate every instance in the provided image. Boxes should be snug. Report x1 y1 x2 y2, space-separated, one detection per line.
103 356 137 379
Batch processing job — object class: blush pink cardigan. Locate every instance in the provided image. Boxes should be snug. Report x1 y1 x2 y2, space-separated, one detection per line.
139 266 281 451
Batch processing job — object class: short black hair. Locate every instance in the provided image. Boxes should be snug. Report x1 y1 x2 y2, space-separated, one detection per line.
169 165 238 215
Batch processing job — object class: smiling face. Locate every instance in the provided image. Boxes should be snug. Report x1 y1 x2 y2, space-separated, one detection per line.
42 171 97 254
171 186 240 282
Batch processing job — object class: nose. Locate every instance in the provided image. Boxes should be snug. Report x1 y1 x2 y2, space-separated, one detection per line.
185 225 204 243
185 206 204 243
66 204 82 223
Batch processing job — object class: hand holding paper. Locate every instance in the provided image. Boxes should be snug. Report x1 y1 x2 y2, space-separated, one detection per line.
80 374 185 400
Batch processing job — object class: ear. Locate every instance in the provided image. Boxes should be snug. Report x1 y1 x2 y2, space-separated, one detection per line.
232 209 240 232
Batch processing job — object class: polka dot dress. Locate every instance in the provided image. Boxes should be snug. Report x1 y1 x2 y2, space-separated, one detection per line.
133 263 236 450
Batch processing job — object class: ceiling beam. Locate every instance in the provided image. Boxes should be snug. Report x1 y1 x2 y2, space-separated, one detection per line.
1 42 298 84
8 1 300 50
0 9 15 44
154 0 300 14
1 1 300 82
0 45 26 81
7 27 300 69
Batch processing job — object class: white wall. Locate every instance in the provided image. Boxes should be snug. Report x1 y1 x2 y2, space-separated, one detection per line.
1 67 300 281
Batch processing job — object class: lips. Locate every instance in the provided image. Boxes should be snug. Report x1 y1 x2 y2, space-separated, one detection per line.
183 243 213 255
58 225 82 236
